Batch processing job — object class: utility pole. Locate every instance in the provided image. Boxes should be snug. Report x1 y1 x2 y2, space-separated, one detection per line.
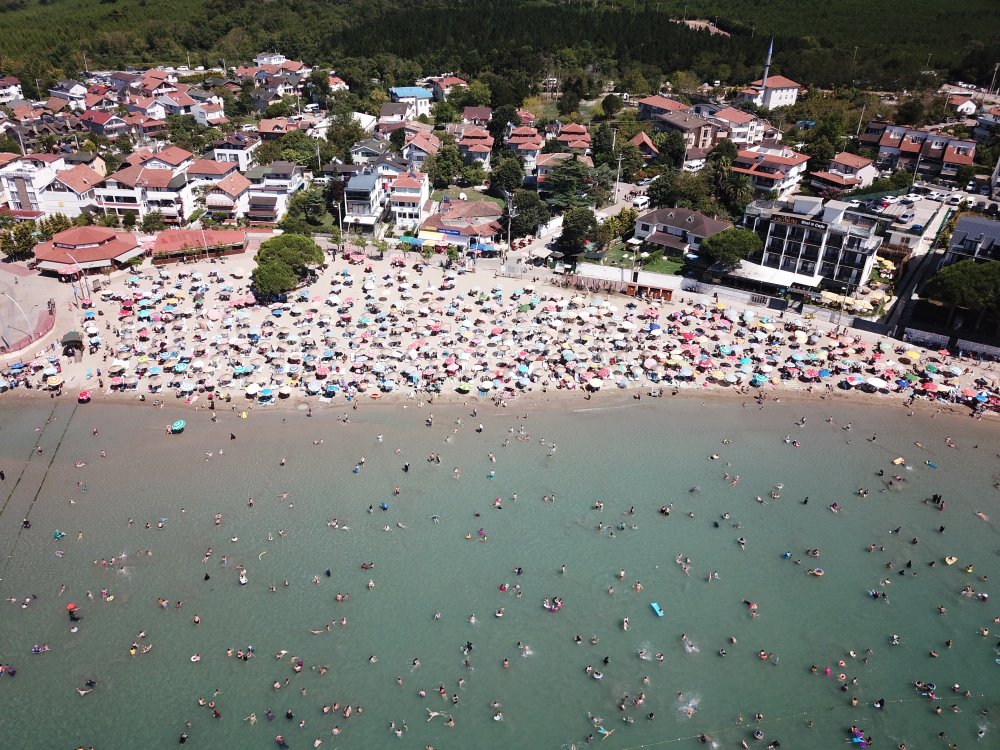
613 152 624 205
505 197 518 266
855 103 866 137
611 127 618 153
984 62 999 105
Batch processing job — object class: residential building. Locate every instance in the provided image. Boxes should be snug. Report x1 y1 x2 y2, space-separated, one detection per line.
245 160 305 224
731 142 810 196
257 117 302 140
947 93 978 117
389 87 433 118
192 102 228 127
418 199 502 250
633 207 732 254
38 164 102 218
48 80 88 109
137 146 194 173
652 111 725 170
328 74 349 93
63 151 107 176
810 152 879 192
706 107 765 146
186 159 239 188
870 123 976 182
379 102 413 124
0 75 24 105
125 95 167 121
636 94 687 121
204 172 253 222
942 216 1000 266
79 110 129 139
32 226 143 273
555 122 591 152
389 172 431 230
428 75 468 102
350 138 391 164
504 126 545 172
457 127 495 169
213 132 261 171
741 196 882 289
462 107 492 126
157 90 198 116
974 106 1000 141
0 154 67 216
151 228 248 258
401 131 440 170
628 132 659 162
343 169 388 231
95 163 195 224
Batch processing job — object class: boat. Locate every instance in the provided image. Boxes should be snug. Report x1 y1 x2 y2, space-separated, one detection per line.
77 390 92 404
170 420 186 434
945 556 958 566
650 602 664 617
808 568 825 577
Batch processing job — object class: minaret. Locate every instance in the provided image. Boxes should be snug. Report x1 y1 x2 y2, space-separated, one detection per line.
761 39 774 93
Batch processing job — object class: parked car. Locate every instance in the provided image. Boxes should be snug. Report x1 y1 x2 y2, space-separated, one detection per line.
899 211 915 223
947 194 962 205
987 203 999 215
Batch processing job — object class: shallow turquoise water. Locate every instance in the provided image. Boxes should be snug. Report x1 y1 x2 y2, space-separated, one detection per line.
0 395 998 749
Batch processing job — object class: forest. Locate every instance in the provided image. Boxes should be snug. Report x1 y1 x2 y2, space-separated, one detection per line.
1 0 999 101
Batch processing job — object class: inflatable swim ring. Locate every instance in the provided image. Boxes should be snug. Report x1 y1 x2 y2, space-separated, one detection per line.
191 654 201 662
808 568 825 577
945 556 958 566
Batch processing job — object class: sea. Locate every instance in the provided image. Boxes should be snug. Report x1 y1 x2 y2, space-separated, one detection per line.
0 393 998 750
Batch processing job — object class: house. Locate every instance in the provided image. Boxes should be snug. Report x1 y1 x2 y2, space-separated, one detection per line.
731 142 810 196
328 74 349 93
257 117 302 140
343 169 388 231
428 75 468 102
213 132 261 172
379 102 413 124
633 207 732 254
462 107 492 126
48 80 88 109
192 102 228 127
350 138 391 164
974 106 1000 141
401 131 440 170
535 153 593 186
63 151 107 176
0 75 24 105
137 146 194 172
504 126 545 172
370 154 410 185
810 152 879 192
515 109 537 127
204 172 253 222
628 132 659 162
32 226 143 273
157 90 198 116
418 199 502 250
389 172 431 230
0 154 67 216
637 95 688 121
942 216 1000 266
248 89 282 113
38 164 102 218
186 159 239 188
95 163 195 224
79 110 129 138
352 112 378 133
125 114 168 138
736 75 801 109
740 196 883 290
137 70 177 97
389 87 433 118
652 112 725 169
457 127 495 169
245 160 305 224
555 122 591 152
707 107 765 146
125 95 167 121
947 93 978 117
872 123 976 182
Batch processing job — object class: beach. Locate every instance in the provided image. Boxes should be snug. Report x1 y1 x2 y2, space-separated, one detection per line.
1 390 998 749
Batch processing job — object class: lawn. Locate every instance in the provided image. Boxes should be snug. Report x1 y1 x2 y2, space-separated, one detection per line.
604 243 685 276
431 188 504 207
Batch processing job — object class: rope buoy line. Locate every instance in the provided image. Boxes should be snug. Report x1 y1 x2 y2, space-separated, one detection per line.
1 402 78 577
0 401 59 523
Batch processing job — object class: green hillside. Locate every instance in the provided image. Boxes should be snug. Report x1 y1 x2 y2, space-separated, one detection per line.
0 0 997 98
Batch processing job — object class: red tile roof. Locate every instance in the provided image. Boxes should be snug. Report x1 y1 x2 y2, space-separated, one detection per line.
105 164 177 189
52 164 102 194
188 159 237 176
831 152 872 169
713 107 755 125
638 95 687 112
751 75 802 90
153 229 247 254
212 172 252 198
34 227 141 266
148 146 193 166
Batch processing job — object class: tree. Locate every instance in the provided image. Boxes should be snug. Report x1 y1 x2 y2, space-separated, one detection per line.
895 97 926 126
720 173 755 214
699 228 762 268
618 144 645 182
601 94 623 118
558 206 597 256
326 111 367 159
0 221 38 260
708 139 738 168
449 80 491 109
389 127 407 153
426 143 463 188
166 115 219 154
923 260 1000 327
140 211 166 233
490 157 525 195
461 162 487 186
122 211 137 229
433 100 458 124
648 172 677 207
504 189 550 238
557 92 580 117
252 234 324 296
543 156 590 211
804 136 835 164
307 68 332 103
0 134 22 154
488 104 521 144
654 130 687 170
37 213 71 240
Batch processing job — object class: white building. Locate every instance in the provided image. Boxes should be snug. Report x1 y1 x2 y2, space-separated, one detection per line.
389 87 433 119
192 102 228 127
38 164 102 218
212 133 261 172
736 75 801 109
389 172 430 230
205 172 253 222
245 160 305 224
708 107 766 146
731 142 810 196
0 154 66 216
810 152 879 192
343 169 388 231
0 75 23 105
95 163 196 225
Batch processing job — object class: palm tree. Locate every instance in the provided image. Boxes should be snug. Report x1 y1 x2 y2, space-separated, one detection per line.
722 173 754 212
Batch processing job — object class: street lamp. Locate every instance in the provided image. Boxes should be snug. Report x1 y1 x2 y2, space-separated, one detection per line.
504 197 518 266
63 252 91 299
2 292 36 343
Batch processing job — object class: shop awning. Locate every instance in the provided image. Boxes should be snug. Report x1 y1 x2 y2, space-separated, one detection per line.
400 236 425 246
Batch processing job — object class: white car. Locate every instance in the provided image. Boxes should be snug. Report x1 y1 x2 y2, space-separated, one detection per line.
927 192 943 201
